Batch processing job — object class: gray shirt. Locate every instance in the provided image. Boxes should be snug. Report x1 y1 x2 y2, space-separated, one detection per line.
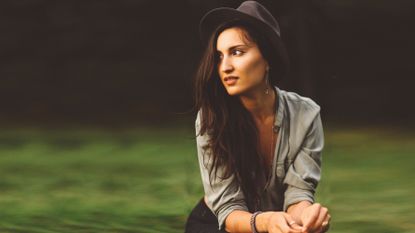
195 86 324 230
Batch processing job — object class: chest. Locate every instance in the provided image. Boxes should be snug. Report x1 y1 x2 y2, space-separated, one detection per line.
256 123 277 167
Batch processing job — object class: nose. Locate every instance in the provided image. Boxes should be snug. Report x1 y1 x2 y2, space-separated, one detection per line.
219 56 234 74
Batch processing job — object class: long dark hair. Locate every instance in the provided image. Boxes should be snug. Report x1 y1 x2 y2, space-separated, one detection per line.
194 20 283 211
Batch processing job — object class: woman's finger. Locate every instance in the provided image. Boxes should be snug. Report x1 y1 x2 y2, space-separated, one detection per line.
322 222 330 233
322 213 331 225
268 213 292 233
279 213 302 233
268 212 304 233
314 213 331 233
285 213 303 231
302 203 321 231
321 214 331 233
316 222 330 233
313 206 329 231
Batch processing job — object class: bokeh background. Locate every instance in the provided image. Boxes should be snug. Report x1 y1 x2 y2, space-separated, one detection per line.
0 0 414 232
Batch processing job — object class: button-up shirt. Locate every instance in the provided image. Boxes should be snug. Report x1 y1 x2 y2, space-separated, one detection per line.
195 86 324 230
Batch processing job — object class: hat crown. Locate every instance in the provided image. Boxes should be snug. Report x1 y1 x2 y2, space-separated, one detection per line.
237 1 281 36
198 1 289 77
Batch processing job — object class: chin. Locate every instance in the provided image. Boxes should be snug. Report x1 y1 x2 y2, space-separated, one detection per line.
225 86 248 96
224 86 240 96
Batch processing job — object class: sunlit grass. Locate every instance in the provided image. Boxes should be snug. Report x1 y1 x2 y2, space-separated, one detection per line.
0 126 413 232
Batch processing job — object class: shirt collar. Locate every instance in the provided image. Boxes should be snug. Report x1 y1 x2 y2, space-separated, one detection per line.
273 86 284 130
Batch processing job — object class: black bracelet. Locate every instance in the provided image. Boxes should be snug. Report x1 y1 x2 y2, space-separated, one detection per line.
250 211 262 233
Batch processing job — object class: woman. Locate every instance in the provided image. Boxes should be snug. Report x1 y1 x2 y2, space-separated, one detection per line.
185 1 331 233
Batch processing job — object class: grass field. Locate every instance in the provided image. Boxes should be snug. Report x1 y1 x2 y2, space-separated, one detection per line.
0 125 414 233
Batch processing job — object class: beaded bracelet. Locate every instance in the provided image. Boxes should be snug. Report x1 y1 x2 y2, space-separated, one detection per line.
250 211 262 233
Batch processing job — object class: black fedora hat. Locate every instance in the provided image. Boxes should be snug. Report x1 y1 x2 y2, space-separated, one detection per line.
199 1 289 77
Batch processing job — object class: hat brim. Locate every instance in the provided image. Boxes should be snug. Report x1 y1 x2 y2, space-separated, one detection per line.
199 7 289 77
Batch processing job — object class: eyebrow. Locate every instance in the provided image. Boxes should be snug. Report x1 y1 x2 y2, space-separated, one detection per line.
217 44 249 53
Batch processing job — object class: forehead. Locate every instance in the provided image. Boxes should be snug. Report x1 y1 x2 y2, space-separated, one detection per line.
216 27 252 51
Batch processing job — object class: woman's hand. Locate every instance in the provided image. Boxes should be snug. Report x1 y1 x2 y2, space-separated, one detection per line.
300 203 331 233
266 212 303 233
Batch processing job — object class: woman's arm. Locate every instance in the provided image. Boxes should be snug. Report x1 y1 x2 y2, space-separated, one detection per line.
195 112 248 230
283 112 331 233
224 202 330 233
225 210 302 233
225 210 258 232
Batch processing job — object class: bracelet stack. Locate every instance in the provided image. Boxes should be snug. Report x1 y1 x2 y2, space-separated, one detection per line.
250 211 262 233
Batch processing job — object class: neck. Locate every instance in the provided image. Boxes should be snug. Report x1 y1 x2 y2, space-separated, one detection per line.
239 86 276 123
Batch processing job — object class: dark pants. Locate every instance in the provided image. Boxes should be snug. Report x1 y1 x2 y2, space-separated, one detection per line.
185 198 228 233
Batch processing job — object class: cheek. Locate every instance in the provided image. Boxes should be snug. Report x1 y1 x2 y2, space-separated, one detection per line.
239 56 266 81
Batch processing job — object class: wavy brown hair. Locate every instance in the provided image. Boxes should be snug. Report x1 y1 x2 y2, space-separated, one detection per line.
194 20 283 211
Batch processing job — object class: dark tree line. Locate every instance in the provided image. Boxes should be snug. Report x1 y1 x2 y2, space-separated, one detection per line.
0 0 414 126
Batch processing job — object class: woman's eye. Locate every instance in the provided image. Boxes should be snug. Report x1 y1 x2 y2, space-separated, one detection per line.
232 50 244 56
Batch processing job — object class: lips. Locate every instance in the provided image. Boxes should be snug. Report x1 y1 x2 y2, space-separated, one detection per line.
224 76 238 85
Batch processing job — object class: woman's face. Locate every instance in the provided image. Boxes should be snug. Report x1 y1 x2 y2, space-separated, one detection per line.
216 27 269 96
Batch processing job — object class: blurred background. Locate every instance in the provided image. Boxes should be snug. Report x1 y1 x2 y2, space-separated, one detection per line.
0 0 414 232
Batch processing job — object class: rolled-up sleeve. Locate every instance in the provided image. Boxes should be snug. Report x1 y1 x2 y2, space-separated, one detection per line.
283 113 324 210
195 112 248 230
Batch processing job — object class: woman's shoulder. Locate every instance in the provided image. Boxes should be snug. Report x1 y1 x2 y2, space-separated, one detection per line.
279 89 320 111
277 89 323 149
278 89 321 116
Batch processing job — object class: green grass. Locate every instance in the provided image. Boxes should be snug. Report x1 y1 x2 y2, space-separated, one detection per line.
0 125 414 233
